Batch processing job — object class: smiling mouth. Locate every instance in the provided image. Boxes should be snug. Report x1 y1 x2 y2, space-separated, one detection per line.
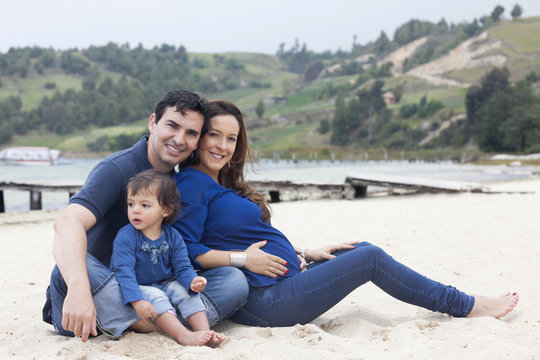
166 144 184 154
210 152 225 160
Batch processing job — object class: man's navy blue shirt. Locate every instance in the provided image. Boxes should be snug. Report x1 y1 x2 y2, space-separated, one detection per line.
70 136 152 266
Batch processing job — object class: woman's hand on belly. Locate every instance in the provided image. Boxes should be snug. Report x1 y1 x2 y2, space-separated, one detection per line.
245 240 288 278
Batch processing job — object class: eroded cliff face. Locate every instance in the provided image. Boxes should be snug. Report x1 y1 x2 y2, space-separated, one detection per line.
403 31 506 86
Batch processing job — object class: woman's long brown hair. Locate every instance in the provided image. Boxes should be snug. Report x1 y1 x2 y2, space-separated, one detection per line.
180 99 271 222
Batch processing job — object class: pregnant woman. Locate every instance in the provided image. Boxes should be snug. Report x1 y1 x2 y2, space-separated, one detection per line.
174 99 518 327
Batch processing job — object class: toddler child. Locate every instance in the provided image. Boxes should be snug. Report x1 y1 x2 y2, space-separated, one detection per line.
110 169 224 346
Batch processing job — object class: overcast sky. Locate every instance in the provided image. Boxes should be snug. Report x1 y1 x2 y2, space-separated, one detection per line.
2 0 540 54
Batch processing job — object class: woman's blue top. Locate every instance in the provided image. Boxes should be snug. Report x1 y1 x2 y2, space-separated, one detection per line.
174 167 301 287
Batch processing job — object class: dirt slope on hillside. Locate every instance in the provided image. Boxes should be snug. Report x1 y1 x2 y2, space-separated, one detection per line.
406 31 506 87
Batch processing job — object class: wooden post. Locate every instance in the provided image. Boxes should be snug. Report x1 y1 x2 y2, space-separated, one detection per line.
0 190 4 213
345 177 368 198
354 185 368 197
269 190 280 203
30 190 42 210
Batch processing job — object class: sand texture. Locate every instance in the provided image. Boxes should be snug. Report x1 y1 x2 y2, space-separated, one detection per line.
1 179 539 359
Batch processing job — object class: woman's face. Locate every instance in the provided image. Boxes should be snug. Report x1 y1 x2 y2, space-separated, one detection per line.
195 114 240 181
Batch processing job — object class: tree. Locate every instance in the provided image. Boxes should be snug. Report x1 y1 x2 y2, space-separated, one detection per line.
525 71 538 84
60 50 90 75
255 100 265 119
511 4 523 19
474 93 510 151
374 31 391 55
330 94 349 145
318 119 330 134
393 19 436 46
0 122 13 144
304 61 324 82
465 84 484 129
276 39 313 74
500 81 532 151
464 67 540 152
42 101 70 134
392 84 404 103
436 18 449 34
464 19 481 37
491 5 505 22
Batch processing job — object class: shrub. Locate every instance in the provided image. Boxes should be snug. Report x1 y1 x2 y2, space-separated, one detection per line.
44 81 56 89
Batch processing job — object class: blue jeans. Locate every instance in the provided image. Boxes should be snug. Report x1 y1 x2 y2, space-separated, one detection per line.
44 254 248 338
231 242 475 327
139 280 206 319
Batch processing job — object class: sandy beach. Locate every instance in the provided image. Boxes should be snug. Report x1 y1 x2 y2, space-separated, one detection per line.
1 178 539 359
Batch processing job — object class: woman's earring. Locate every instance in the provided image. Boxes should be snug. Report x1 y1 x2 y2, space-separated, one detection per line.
227 161 231 168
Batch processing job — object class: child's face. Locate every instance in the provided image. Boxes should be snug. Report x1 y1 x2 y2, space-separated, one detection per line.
127 190 170 233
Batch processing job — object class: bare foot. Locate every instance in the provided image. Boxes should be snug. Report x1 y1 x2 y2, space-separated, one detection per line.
206 332 225 348
176 330 214 346
466 292 519 318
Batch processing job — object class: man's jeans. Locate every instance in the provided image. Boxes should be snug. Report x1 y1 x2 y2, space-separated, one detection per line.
43 254 248 338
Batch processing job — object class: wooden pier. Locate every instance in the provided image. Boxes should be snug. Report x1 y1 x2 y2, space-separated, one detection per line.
0 180 354 212
0 182 82 213
344 173 487 196
0 174 497 213
249 180 354 202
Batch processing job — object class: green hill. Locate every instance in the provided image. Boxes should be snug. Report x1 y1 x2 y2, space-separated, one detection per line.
1 14 539 159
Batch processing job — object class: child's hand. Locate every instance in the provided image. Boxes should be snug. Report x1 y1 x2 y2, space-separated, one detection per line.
190 276 207 292
131 300 158 321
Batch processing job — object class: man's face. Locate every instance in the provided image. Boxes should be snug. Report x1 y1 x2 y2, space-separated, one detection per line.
147 107 204 172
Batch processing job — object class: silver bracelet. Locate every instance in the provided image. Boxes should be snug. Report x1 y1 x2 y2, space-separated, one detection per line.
230 252 247 268
300 248 306 260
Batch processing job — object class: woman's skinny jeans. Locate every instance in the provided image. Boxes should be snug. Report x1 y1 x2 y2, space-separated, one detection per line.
231 242 475 327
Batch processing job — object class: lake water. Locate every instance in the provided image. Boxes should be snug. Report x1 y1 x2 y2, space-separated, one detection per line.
0 158 537 213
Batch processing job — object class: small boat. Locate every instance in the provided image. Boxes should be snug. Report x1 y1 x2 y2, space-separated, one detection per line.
0 146 62 166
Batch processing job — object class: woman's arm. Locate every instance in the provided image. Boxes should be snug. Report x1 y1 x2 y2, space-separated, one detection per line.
196 241 289 277
175 173 287 277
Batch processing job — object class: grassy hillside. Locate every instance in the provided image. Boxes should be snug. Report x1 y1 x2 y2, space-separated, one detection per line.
1 16 539 157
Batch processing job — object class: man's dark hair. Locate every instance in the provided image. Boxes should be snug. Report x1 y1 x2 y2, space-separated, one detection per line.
154 90 210 135
126 169 180 224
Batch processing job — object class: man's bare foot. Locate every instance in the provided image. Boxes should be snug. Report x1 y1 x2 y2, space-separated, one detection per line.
466 292 519 318
206 332 225 348
176 330 214 346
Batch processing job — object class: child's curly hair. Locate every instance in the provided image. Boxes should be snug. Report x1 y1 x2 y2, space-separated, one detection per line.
126 169 180 224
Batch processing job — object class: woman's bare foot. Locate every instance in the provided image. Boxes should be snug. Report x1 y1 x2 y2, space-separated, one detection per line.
176 330 214 346
206 332 225 348
466 292 519 318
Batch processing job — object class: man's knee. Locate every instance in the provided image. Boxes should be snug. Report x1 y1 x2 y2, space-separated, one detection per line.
222 267 249 305
50 265 66 291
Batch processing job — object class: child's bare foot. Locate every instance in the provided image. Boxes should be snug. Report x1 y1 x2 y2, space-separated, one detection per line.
206 332 225 348
176 330 213 346
466 292 519 318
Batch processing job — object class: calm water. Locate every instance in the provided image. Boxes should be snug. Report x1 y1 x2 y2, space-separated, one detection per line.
0 158 536 213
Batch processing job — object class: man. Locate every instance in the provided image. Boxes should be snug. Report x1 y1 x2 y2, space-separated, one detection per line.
43 90 249 342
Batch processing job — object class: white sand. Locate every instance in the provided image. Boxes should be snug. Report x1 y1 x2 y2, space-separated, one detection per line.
1 179 539 359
